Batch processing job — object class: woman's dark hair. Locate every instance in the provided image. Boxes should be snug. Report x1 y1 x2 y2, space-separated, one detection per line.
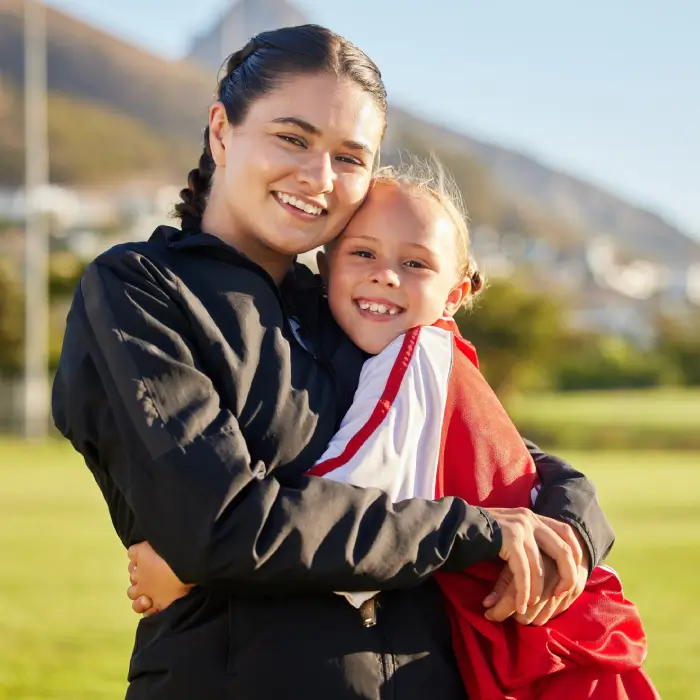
175 24 388 227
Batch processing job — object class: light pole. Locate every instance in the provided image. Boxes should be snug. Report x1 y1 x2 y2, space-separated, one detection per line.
23 0 50 439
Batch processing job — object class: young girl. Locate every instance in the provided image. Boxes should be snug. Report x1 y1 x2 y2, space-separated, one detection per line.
310 162 659 699
129 160 658 700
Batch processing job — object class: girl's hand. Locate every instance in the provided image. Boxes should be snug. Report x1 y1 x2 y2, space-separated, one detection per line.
127 541 194 616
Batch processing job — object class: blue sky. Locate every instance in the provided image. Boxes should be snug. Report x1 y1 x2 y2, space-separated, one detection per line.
46 0 700 238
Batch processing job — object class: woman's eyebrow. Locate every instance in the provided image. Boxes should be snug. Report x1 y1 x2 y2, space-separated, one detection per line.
270 117 375 158
271 116 322 135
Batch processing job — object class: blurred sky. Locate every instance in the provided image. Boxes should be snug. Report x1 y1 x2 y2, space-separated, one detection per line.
45 0 700 238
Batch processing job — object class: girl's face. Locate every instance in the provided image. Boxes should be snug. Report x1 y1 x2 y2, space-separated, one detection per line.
321 182 470 356
205 72 385 281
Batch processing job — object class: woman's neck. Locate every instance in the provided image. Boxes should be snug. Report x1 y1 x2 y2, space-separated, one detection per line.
201 207 293 286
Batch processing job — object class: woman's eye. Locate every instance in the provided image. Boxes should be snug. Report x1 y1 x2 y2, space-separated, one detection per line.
278 135 306 148
336 155 364 167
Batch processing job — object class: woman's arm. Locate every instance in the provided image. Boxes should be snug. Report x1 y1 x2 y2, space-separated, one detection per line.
526 440 615 573
54 247 567 597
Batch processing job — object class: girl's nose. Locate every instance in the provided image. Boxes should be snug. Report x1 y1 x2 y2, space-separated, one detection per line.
371 266 400 288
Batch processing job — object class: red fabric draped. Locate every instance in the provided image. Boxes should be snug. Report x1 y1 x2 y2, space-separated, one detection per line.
433 318 658 699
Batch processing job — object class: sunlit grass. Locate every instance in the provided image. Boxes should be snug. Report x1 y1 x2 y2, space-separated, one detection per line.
1 439 697 698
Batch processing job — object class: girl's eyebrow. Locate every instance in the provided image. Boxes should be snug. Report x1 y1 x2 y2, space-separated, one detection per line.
405 242 437 256
343 234 380 244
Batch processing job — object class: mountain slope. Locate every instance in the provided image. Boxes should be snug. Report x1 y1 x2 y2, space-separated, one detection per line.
386 109 700 266
0 0 212 158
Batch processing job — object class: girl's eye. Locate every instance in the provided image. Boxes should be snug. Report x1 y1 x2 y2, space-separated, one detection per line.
278 135 306 148
405 260 426 269
352 250 374 259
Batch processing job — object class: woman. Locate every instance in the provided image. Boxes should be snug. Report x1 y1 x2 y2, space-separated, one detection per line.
52 24 613 700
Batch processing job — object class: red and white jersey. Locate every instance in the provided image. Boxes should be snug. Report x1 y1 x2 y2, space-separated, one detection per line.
310 320 658 700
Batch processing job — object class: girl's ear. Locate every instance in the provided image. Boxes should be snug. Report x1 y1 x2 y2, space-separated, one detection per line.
443 280 471 316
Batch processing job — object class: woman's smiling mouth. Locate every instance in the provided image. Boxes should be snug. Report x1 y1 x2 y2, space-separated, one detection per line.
274 191 327 217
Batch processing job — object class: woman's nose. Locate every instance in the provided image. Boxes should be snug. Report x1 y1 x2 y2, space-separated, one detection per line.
297 152 334 193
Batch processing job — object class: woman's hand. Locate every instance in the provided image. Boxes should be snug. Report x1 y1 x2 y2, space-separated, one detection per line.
127 541 194 616
484 508 579 615
483 515 589 624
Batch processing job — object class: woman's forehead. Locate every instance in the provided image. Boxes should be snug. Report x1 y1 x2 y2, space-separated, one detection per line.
244 73 384 149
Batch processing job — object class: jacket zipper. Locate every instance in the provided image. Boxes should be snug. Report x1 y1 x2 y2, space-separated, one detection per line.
359 596 378 627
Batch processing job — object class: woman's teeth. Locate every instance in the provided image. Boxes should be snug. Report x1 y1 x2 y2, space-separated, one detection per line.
276 192 324 216
357 300 401 315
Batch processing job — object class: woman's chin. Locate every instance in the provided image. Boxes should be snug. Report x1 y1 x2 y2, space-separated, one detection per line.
269 229 331 257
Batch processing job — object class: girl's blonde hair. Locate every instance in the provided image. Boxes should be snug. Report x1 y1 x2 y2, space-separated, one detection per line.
371 155 483 307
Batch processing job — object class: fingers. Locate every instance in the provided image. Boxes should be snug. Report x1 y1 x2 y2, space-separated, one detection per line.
536 516 583 568
129 590 154 614
483 567 513 609
517 564 587 626
127 582 154 612
504 533 531 615
488 507 575 616
532 525 576 598
524 534 544 607
482 591 499 609
526 595 561 626
484 592 517 622
127 543 157 616
489 508 537 615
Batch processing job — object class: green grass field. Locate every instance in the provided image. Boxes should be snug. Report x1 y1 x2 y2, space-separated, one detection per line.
510 388 700 429
1 438 699 699
509 388 700 449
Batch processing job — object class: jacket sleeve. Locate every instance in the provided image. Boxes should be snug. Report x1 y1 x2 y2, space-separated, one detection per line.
52 249 502 593
525 440 615 572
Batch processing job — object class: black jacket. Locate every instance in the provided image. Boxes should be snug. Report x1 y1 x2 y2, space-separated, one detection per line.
52 226 614 700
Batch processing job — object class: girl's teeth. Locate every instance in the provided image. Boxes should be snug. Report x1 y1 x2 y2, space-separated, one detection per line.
276 192 322 216
358 301 400 315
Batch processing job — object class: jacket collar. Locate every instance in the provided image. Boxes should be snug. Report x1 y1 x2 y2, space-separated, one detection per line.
153 225 239 254
151 224 318 302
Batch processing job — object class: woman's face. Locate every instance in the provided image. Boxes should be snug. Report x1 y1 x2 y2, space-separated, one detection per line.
206 72 385 274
